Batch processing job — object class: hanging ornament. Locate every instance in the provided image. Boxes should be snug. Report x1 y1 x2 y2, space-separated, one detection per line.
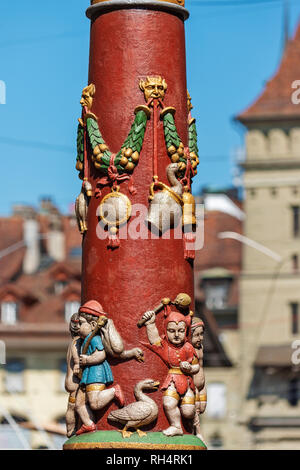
98 186 132 249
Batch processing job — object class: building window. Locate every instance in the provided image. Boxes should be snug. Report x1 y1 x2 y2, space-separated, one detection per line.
1 302 18 325
288 378 299 407
292 206 300 238
4 360 24 393
291 303 299 335
292 255 299 273
203 281 230 310
64 301 80 323
59 360 67 392
206 383 227 419
271 187 277 197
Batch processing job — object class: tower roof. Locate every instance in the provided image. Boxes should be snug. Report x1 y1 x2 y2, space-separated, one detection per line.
237 22 300 123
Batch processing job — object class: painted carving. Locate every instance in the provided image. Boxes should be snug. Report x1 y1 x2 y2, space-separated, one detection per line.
75 179 93 234
140 298 199 437
65 313 94 437
138 80 198 260
66 301 144 437
191 319 206 442
147 163 184 235
108 379 160 438
139 76 167 104
98 187 132 248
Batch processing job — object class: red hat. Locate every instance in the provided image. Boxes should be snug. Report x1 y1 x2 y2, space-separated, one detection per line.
79 300 107 317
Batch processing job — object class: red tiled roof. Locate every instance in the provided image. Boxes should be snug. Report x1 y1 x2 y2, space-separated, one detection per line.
237 22 300 122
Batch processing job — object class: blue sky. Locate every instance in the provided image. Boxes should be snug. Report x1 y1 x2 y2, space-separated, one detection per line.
0 0 300 215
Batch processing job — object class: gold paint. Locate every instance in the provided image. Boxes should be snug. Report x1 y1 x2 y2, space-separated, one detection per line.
149 181 183 207
98 190 132 227
120 156 129 167
168 145 177 155
160 106 176 119
91 0 185 4
187 90 193 113
134 105 151 119
93 145 101 156
195 394 200 402
199 395 207 402
192 357 199 365
80 83 95 111
182 188 196 226
168 368 183 375
171 153 180 163
86 384 106 392
139 76 167 103
177 147 184 157
125 162 135 172
64 442 206 451
68 396 76 404
99 143 109 152
84 112 98 123
124 148 133 158
163 390 180 401
181 396 195 405
174 293 192 308
131 151 140 162
91 0 185 5
76 161 83 171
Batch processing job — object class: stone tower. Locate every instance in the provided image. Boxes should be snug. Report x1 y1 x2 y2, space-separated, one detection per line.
236 22 300 449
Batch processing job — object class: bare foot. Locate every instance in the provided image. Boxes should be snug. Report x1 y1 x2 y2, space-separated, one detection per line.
163 426 183 437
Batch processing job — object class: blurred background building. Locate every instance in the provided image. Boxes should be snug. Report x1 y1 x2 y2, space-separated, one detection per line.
0 198 82 449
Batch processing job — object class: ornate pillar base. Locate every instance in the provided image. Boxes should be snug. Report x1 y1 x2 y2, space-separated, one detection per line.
63 430 207 450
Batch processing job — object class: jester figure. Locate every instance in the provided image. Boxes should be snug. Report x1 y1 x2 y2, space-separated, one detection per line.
141 307 200 437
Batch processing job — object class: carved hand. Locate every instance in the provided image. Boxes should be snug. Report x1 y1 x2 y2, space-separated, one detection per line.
132 347 145 363
73 364 81 375
180 361 192 374
79 354 89 366
142 310 156 325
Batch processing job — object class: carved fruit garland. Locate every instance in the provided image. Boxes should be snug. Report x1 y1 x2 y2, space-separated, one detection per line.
75 84 150 249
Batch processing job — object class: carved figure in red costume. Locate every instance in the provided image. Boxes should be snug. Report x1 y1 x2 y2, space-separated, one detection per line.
141 308 199 436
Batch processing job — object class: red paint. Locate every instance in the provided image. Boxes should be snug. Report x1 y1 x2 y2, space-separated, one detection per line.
82 8 193 432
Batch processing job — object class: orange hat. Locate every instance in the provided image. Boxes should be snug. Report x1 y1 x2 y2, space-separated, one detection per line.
79 300 107 317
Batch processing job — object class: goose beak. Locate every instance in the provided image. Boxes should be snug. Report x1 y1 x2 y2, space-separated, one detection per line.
152 381 160 390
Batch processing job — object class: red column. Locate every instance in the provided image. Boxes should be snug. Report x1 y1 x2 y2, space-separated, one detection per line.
82 2 193 432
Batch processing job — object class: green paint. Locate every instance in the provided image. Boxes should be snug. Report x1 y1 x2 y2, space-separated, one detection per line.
188 120 199 157
76 124 84 164
65 431 206 448
163 112 181 150
81 110 148 176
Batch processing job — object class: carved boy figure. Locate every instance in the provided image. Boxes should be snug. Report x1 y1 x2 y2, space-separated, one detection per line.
65 313 83 437
141 308 199 437
75 301 125 435
191 319 207 441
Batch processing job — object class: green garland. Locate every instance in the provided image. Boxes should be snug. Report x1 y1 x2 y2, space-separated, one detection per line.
188 120 199 158
75 109 149 176
162 110 200 176
76 124 84 172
